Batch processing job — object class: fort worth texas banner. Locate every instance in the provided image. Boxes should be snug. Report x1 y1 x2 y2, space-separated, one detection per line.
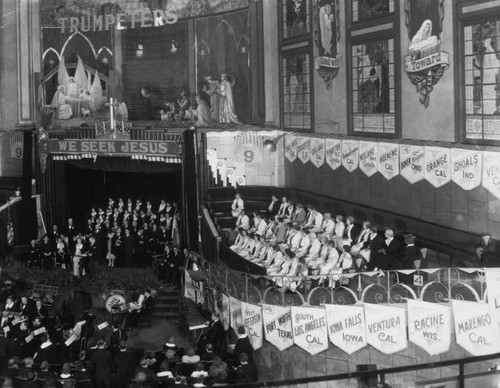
262 304 294 351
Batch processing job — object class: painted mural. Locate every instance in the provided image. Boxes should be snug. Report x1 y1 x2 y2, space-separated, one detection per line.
282 0 310 39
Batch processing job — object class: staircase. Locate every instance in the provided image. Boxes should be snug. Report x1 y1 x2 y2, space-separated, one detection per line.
151 287 181 319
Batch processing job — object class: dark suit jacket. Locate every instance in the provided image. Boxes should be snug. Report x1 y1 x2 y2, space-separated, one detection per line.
109 329 128 351
34 343 57 364
234 362 258 383
343 224 361 245
205 320 225 351
112 350 136 382
401 245 421 269
233 336 254 364
89 348 113 381
368 234 384 263
385 239 401 263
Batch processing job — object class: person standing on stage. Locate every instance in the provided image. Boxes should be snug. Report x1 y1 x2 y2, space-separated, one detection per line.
123 228 135 267
73 237 85 278
65 218 77 255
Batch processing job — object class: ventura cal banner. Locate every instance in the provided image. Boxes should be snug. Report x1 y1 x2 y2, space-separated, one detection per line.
325 304 367 354
297 136 311 164
378 143 399 180
359 141 378 177
241 302 263 350
342 139 359 173
400 144 425 184
407 299 451 356
291 306 328 355
482 151 500 198
365 303 407 354
285 135 298 163
325 138 342 170
485 270 500 324
310 138 326 168
451 149 482 191
425 146 451 188
229 296 243 335
452 300 500 356
262 305 294 351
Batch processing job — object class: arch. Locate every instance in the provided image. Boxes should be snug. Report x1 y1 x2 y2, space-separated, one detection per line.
389 283 417 303
237 35 250 49
198 40 211 56
42 47 60 61
60 30 97 60
211 19 239 50
97 46 113 57
450 282 481 302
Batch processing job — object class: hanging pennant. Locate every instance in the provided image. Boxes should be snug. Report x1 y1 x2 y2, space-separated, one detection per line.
365 303 407 354
424 146 451 188
482 151 500 198
407 299 451 356
452 300 500 356
358 141 378 177
325 304 367 354
399 144 425 184
291 306 328 355
241 302 263 350
229 296 243 336
262 304 294 351
297 136 311 164
310 138 326 168
220 293 230 331
341 139 359 172
451 149 482 191
485 270 500 324
378 143 400 180
325 138 342 170
285 134 298 163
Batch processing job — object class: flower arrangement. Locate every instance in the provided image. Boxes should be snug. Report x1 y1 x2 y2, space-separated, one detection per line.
11 267 73 288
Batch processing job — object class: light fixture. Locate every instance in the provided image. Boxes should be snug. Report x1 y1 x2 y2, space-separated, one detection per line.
171 40 178 53
263 139 277 152
136 44 144 58
14 187 20 197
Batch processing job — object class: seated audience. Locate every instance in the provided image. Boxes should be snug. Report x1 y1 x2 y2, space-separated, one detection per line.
232 353 257 383
208 356 228 384
181 348 200 364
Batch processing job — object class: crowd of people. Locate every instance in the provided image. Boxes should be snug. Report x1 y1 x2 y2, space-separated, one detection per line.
229 194 423 289
27 197 181 277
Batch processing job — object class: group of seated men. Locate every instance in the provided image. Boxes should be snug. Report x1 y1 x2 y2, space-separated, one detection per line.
230 195 422 289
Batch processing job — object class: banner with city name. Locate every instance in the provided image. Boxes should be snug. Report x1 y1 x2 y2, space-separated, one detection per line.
229 296 244 336
325 138 342 170
241 302 263 350
365 303 407 354
358 141 378 177
262 304 294 351
452 299 500 356
424 146 451 188
310 138 326 168
291 306 328 355
325 304 367 354
285 134 298 163
400 144 425 184
485 270 500 324
297 136 312 164
341 139 359 173
407 299 451 356
378 143 400 180
451 148 482 191
482 151 500 198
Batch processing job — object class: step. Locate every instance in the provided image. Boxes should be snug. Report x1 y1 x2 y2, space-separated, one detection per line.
152 311 179 318
155 306 178 313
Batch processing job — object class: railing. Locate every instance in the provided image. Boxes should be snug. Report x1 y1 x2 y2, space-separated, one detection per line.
47 127 184 142
200 205 220 264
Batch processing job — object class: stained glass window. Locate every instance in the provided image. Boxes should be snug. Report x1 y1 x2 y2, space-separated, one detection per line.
352 0 394 23
282 52 311 129
351 38 395 134
282 0 310 39
463 19 500 141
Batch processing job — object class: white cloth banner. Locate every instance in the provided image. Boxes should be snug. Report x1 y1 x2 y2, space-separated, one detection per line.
241 302 263 350
452 300 500 356
217 159 227 187
325 304 367 354
226 167 236 187
359 141 378 177
310 138 326 168
262 304 294 351
284 134 298 163
325 138 342 170
400 144 425 184
342 139 359 172
424 146 451 188
407 299 451 356
365 303 407 354
229 296 243 335
451 149 482 191
485 270 500 324
378 143 399 180
291 306 328 355
482 151 500 198
184 271 196 302
297 136 311 164
220 293 230 331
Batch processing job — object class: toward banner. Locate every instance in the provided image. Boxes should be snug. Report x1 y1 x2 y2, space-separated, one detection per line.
342 139 359 172
325 304 367 354
285 135 298 163
291 306 328 355
241 302 263 350
425 146 451 188
485 270 500 324
378 143 399 180
400 145 425 184
310 138 326 168
325 138 342 170
359 141 378 177
451 149 482 191
297 136 311 164
229 296 243 336
452 299 500 356
262 305 294 351
365 303 407 354
407 299 451 356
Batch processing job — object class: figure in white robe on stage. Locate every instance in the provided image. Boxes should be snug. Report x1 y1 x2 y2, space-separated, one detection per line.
219 74 241 124
193 95 214 127
51 85 72 120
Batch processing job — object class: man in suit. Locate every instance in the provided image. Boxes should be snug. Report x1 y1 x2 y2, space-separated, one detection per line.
204 313 225 355
112 341 135 388
89 338 113 388
19 295 36 322
343 216 361 246
34 299 48 322
267 195 280 217
373 228 400 270
109 323 128 354
363 226 384 271
232 353 258 383
233 326 254 365
399 234 421 270
65 218 77 254
33 334 57 364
